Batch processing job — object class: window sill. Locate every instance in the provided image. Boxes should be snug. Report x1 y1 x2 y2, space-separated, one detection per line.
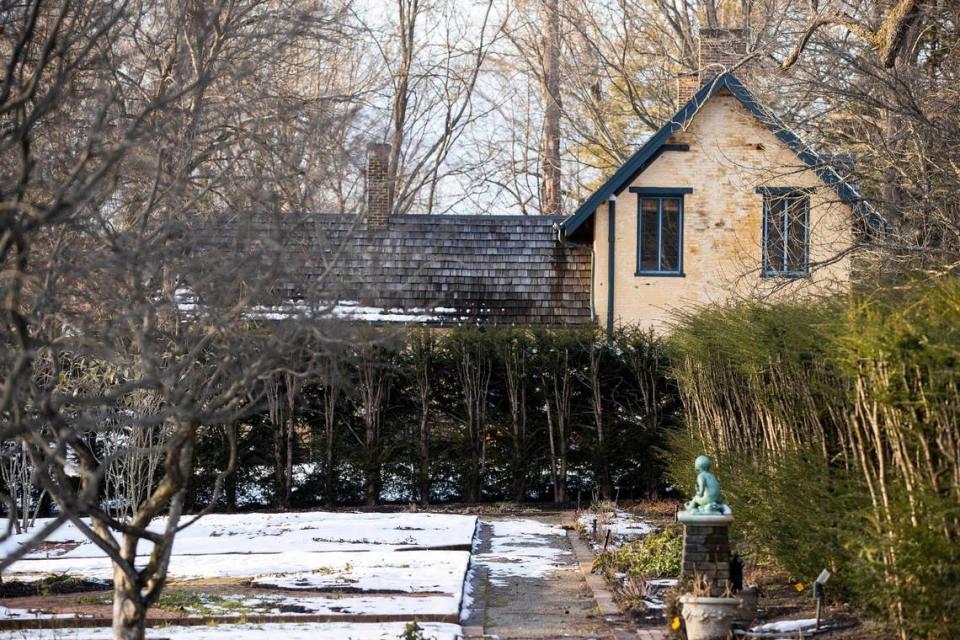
635 271 686 278
761 271 809 279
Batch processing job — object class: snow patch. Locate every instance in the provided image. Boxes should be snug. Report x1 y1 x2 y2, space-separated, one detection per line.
751 618 819 634
0 606 89 620
0 622 463 640
472 518 570 586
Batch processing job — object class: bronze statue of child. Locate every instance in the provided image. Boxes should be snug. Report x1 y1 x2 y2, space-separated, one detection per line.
685 455 726 515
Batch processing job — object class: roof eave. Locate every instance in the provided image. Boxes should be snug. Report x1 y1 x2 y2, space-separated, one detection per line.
560 75 727 238
560 72 884 238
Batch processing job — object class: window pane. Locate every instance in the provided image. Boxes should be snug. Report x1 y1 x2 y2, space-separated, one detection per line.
764 198 786 273
786 196 808 272
660 198 681 272
639 199 659 271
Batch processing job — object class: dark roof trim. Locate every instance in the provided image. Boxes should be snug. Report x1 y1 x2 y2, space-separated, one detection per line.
560 72 884 237
755 186 815 195
629 187 694 195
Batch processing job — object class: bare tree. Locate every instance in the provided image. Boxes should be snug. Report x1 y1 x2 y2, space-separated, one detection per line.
267 372 301 511
361 0 506 214
541 0 563 215
781 0 925 69
406 329 438 506
497 329 532 502
450 329 493 504
355 341 393 507
1 2 368 639
318 351 344 509
539 332 575 504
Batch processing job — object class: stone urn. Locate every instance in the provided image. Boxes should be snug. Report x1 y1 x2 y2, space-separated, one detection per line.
680 594 741 640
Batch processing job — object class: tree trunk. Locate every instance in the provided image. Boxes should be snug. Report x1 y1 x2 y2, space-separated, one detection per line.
112 568 146 640
512 445 526 503
284 414 294 510
325 426 336 509
226 462 237 512
545 398 559 503
323 375 339 510
365 415 380 507
466 445 482 504
418 405 430 506
268 377 287 510
365 456 380 507
589 347 612 500
541 0 562 216
557 454 567 505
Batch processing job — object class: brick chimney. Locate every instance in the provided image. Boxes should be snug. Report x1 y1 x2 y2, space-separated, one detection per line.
366 142 393 229
677 71 700 108
676 28 748 108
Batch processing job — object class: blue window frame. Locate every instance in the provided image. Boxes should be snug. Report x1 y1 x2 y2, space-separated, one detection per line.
760 188 810 277
630 188 689 276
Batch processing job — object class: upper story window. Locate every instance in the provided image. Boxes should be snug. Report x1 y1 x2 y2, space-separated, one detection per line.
759 188 810 277
630 188 691 276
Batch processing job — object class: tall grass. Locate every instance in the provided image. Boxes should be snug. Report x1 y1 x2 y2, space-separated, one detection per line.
668 280 960 639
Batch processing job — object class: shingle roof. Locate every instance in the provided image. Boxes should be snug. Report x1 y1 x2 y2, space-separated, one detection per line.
191 213 593 326
561 72 883 238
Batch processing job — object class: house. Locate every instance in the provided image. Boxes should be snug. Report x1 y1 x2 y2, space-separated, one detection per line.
198 29 874 331
561 28 876 331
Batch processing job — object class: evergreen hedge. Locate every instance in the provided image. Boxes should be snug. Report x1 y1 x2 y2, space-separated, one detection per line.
667 280 960 640
191 325 680 508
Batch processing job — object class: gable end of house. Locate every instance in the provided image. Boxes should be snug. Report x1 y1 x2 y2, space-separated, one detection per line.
560 72 883 240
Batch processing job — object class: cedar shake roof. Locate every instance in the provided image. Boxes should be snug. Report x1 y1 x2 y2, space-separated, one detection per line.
192 213 592 326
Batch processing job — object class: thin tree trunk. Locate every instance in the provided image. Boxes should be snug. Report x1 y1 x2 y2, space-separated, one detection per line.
589 344 611 500
541 0 562 216
418 402 430 506
545 398 559 502
388 0 418 214
112 568 146 640
284 413 294 510
325 428 335 509
359 350 388 507
323 369 340 510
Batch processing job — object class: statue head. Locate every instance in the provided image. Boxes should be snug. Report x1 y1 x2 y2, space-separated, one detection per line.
694 455 712 472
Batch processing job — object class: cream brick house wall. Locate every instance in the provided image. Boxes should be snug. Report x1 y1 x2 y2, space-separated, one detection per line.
589 90 854 330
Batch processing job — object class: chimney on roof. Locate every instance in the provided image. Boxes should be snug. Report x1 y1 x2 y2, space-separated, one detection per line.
676 28 749 108
366 142 393 229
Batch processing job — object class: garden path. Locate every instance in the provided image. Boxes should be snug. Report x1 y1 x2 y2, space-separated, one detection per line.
462 512 635 640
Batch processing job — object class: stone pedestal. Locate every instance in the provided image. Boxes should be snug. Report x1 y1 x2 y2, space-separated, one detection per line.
678 511 733 595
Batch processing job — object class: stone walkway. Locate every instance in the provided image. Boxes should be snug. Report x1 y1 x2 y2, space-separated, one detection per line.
462 513 667 640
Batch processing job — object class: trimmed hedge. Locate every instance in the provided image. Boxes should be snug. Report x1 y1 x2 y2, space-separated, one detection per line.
191 325 681 507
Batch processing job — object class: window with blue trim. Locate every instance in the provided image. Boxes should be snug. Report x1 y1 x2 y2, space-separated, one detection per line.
761 190 809 277
635 192 685 275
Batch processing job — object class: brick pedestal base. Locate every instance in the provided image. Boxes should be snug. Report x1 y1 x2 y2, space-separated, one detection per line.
678 512 733 596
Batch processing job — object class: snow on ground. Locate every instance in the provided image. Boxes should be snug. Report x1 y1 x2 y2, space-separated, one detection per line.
1 512 477 560
6 549 469 594
0 622 463 640
0 512 477 624
0 606 87 620
577 509 655 548
220 593 458 616
472 519 571 586
249 550 466 593
750 618 818 634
